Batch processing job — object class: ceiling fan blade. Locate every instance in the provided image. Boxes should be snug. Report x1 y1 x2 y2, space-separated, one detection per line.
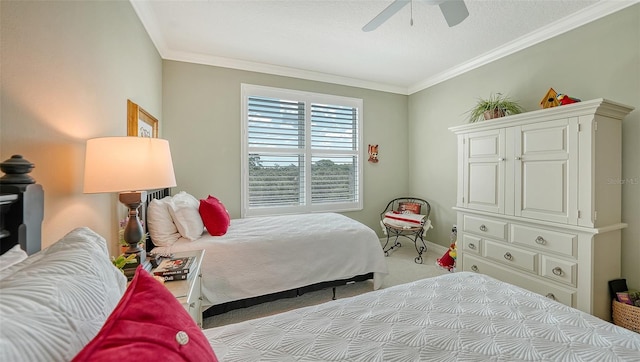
362 0 411 32
439 0 468 27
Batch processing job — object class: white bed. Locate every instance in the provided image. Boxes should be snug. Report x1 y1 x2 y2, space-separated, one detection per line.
150 212 389 311
204 272 640 361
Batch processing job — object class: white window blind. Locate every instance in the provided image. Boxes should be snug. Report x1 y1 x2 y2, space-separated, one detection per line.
242 84 363 217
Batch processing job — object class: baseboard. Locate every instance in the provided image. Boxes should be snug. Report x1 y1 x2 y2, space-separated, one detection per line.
426 240 448 255
379 238 448 255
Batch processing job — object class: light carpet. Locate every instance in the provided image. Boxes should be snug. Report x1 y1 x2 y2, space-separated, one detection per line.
203 241 450 329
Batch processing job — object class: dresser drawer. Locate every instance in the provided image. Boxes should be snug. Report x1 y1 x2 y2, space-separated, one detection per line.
541 255 577 287
511 224 577 257
463 215 507 241
484 240 537 273
462 234 481 255
463 254 575 308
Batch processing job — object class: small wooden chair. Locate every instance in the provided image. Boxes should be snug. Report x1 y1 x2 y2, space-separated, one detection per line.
380 197 431 264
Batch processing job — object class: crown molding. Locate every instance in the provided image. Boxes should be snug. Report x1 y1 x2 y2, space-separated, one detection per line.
129 0 408 94
131 0 638 96
161 50 410 95
407 0 639 94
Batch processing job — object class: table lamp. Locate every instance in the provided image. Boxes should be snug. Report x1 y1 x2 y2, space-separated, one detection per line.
83 137 176 268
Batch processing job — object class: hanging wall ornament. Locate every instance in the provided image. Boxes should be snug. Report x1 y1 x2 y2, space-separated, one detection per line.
368 144 379 163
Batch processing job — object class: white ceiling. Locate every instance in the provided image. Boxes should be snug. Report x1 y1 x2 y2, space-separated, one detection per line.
130 0 636 95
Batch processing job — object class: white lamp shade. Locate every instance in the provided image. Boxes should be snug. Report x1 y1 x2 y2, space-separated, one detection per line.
83 137 177 193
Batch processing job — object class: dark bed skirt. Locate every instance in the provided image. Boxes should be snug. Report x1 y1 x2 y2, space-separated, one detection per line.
202 272 374 318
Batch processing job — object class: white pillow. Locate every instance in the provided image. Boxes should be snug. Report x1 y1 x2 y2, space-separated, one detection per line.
0 244 28 273
168 191 204 241
147 196 181 247
0 227 127 362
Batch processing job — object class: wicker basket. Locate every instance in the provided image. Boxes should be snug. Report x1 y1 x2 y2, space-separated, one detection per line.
612 299 640 333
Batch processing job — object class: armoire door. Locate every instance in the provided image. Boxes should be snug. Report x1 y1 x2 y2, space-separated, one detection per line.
463 129 505 214
512 118 578 224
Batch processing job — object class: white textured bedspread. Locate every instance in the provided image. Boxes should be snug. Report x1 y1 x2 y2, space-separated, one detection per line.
152 213 388 307
204 272 640 361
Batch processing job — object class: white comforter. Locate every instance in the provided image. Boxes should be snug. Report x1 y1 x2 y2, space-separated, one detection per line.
204 272 640 361
152 213 388 308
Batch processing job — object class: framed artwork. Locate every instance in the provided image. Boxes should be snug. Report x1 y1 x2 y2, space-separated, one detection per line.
127 99 158 138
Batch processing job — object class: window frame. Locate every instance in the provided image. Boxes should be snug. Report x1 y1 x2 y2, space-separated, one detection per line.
241 84 364 217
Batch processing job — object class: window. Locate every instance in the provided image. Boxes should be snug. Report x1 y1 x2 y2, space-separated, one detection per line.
241 84 363 217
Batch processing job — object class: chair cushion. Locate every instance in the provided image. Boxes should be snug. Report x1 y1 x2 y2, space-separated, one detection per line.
398 201 422 214
383 211 425 228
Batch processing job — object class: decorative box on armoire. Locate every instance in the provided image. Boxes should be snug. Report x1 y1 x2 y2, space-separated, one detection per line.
449 98 634 321
0 155 43 255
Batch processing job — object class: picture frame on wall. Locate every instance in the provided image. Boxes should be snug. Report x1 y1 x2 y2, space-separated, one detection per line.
127 99 158 138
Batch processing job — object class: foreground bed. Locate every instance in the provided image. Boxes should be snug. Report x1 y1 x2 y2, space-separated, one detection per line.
204 272 640 361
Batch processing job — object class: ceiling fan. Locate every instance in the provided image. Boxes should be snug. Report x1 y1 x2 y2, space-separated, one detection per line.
362 0 469 32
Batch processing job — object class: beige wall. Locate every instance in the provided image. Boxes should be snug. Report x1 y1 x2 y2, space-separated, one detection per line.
162 60 408 231
409 5 640 288
0 1 162 256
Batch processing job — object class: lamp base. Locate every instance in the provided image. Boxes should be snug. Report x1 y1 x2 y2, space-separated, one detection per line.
119 190 149 280
123 245 147 268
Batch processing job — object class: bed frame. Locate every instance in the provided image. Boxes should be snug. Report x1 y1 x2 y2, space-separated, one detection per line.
0 155 43 256
142 189 374 318
0 193 19 254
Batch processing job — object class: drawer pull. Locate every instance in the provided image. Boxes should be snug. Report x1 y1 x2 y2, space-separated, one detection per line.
471 265 479 272
552 267 563 276
189 302 195 308
468 243 476 250
535 236 546 245
479 224 487 232
546 293 556 300
503 252 513 261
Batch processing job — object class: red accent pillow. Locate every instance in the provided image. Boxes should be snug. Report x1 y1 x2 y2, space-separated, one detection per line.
199 195 230 236
72 266 217 362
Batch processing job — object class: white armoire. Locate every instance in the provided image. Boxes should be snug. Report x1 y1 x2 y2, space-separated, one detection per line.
449 98 633 320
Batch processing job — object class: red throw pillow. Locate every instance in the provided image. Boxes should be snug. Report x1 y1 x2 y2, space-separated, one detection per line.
72 266 217 362
199 195 230 236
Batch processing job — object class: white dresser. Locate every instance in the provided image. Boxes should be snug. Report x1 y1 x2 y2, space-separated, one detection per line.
449 98 633 320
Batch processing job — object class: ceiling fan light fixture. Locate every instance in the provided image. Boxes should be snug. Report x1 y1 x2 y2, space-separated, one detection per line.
362 0 468 32
439 0 469 27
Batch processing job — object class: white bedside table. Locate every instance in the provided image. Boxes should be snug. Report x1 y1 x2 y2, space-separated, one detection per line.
156 249 205 327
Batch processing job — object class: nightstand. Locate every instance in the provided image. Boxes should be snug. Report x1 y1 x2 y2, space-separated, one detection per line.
157 249 205 327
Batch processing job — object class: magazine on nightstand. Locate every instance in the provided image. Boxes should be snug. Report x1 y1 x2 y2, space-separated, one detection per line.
160 273 188 282
152 256 194 277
